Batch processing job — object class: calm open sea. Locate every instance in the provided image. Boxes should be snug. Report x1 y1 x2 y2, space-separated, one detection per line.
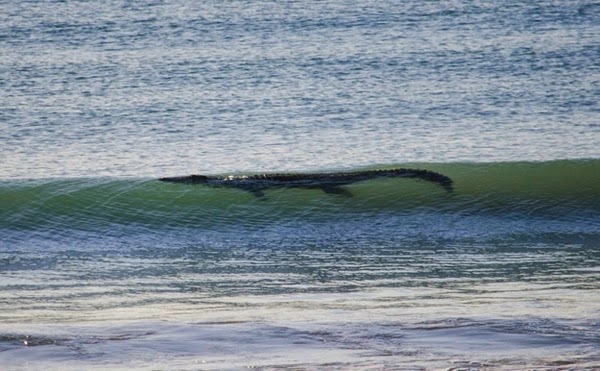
1 1 600 369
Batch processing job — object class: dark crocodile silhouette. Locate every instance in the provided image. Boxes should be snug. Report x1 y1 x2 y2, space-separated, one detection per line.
159 168 453 197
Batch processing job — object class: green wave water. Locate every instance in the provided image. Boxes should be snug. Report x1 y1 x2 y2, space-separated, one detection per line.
2 160 599 235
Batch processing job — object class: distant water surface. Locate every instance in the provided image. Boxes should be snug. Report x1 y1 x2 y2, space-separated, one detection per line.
1 0 599 178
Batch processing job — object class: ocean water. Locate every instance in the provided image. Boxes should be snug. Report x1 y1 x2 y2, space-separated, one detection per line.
1 0 600 369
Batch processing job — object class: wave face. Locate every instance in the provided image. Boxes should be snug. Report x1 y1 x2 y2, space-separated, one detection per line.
2 160 599 243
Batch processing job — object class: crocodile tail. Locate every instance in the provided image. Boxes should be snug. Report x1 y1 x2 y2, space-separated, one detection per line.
385 168 453 192
409 168 453 192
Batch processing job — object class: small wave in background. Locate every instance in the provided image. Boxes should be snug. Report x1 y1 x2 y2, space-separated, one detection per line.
2 160 599 237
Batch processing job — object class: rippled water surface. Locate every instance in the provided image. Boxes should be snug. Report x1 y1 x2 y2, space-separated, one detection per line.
1 0 599 369
2 0 599 178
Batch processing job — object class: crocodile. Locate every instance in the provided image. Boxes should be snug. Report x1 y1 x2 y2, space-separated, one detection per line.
159 168 453 197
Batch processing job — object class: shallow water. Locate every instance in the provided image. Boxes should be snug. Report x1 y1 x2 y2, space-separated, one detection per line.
1 0 600 369
1 237 600 369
